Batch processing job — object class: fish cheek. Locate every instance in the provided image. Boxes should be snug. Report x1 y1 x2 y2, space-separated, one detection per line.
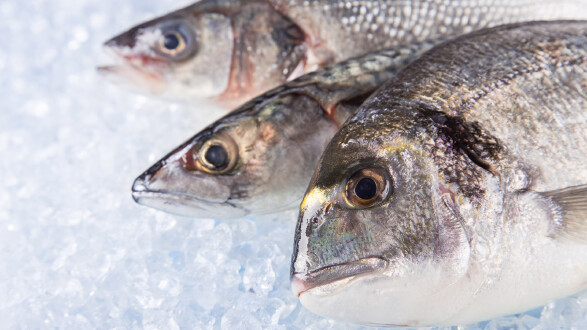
310 207 375 267
252 123 308 204
172 14 233 98
222 122 281 207
392 149 470 275
367 151 440 262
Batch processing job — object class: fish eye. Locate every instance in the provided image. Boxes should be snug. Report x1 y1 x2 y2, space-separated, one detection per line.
196 134 238 174
163 32 181 50
204 145 227 169
355 177 377 200
156 23 195 59
345 168 392 208
159 30 187 56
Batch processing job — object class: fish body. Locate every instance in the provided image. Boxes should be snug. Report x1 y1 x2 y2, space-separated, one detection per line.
100 0 587 106
291 21 587 327
132 45 428 218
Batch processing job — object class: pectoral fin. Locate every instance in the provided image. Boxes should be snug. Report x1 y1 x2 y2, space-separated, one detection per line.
543 184 587 243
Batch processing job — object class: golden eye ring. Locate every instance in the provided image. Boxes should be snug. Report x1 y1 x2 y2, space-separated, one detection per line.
344 168 392 208
159 31 187 57
196 134 238 174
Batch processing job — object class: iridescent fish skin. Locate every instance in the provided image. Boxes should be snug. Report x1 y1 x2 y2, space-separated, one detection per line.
100 0 587 106
131 45 428 218
291 21 587 327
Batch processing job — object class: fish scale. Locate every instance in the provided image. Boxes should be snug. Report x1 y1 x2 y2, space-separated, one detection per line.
272 0 587 60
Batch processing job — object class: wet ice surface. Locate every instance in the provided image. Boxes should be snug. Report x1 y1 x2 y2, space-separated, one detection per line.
0 0 586 329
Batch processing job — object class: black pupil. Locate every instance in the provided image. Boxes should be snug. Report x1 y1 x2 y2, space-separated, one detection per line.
205 145 228 168
163 33 180 50
355 177 377 200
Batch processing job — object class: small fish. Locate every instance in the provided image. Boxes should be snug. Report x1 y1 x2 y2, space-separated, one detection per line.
99 0 587 107
291 21 587 327
131 45 428 218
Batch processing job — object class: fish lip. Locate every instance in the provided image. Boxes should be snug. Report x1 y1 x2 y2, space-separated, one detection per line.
131 189 245 219
132 173 232 207
291 257 389 297
99 42 169 76
97 55 168 74
97 59 168 94
131 188 229 207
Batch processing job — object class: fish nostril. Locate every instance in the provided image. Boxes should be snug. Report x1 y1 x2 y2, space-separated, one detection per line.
324 203 332 214
310 204 332 226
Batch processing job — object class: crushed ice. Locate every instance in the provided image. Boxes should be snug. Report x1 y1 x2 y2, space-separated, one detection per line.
0 0 585 328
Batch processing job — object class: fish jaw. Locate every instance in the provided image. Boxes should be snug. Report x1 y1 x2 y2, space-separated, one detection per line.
97 63 167 95
131 155 249 219
293 258 478 327
291 257 388 297
131 188 247 219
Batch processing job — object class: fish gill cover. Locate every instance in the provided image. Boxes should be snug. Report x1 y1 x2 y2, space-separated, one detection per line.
0 0 586 329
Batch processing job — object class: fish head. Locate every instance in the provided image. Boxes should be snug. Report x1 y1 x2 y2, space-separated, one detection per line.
133 93 337 219
100 8 234 100
100 2 308 106
291 107 473 326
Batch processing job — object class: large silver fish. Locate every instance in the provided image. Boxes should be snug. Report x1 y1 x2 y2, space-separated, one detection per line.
291 20 587 327
99 0 587 107
132 44 429 218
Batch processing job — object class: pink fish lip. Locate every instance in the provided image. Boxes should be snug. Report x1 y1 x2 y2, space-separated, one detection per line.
131 181 242 218
100 39 170 73
124 54 168 69
291 257 388 298
97 52 169 94
98 52 169 73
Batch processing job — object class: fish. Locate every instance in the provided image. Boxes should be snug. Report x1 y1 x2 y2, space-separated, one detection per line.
290 20 587 327
131 44 430 218
99 0 587 107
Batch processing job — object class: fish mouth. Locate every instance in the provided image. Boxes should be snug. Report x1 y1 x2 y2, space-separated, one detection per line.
291 257 388 297
97 63 167 94
131 179 246 218
98 45 169 94
102 40 169 69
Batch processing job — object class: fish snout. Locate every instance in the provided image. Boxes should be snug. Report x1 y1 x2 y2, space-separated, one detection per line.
131 160 165 200
130 155 243 218
131 175 150 201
